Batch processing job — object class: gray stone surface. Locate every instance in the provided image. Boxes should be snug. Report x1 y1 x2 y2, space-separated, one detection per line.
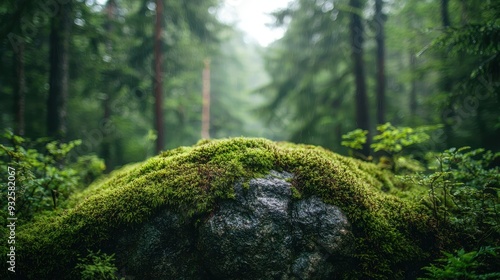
113 210 204 279
113 171 354 279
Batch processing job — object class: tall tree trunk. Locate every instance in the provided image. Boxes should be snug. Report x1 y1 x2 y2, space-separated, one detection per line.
101 0 117 171
14 41 25 136
47 1 71 140
441 0 451 27
440 0 454 147
409 49 417 118
102 96 112 168
332 95 343 147
154 0 165 153
201 58 211 139
375 0 386 125
349 0 370 157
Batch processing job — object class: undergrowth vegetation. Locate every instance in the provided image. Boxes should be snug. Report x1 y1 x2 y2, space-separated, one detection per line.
76 250 122 280
343 123 500 278
0 126 498 279
0 131 105 221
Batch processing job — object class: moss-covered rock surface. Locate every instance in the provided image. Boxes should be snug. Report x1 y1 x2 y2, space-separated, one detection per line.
4 138 442 279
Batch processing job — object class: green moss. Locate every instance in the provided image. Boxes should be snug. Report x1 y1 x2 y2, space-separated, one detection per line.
290 186 302 199
6 138 441 279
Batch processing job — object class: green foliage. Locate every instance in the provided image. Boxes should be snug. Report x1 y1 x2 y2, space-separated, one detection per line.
433 2 499 74
342 123 440 155
262 0 499 152
263 0 356 150
343 123 499 250
430 0 500 151
341 129 368 150
342 123 441 173
0 131 105 220
71 155 106 186
371 123 440 155
76 250 121 280
2 0 249 170
414 147 500 245
420 247 500 280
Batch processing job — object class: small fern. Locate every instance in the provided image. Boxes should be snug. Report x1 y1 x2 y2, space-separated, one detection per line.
419 247 500 280
76 250 121 280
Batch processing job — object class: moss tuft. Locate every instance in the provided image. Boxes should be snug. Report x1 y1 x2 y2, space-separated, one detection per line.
6 138 441 279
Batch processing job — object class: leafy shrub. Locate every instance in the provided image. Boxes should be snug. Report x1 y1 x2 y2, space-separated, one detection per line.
71 154 107 185
371 123 439 155
414 147 500 245
342 122 440 173
0 131 105 220
343 123 499 247
75 250 121 280
419 247 500 280
341 128 368 150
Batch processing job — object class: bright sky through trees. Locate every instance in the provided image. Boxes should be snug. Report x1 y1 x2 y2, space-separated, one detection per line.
93 0 291 46
218 0 292 46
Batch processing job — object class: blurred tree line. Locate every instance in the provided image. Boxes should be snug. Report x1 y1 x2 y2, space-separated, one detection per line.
1 0 274 170
262 0 499 156
1 0 499 171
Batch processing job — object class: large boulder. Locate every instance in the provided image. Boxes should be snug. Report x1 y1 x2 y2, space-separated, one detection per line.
113 171 354 279
6 138 442 279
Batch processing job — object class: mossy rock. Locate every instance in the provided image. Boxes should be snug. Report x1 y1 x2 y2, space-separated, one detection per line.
3 138 442 279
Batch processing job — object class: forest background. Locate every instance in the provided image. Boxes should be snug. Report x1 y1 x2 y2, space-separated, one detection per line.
0 0 499 277
1 0 499 168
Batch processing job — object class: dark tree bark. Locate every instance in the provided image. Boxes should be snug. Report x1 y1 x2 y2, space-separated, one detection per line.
349 0 370 157
14 40 25 136
201 58 211 139
441 0 451 28
331 94 343 148
409 50 417 117
101 0 117 170
47 1 71 140
102 95 112 168
154 0 165 153
375 0 386 125
440 0 454 147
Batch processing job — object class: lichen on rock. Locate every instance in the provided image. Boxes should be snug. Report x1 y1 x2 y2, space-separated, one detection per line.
8 137 441 279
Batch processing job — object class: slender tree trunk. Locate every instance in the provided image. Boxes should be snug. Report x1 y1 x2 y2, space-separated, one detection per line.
154 0 165 153
102 97 112 168
201 58 211 139
102 0 117 170
332 96 343 147
409 50 417 118
47 1 71 140
335 122 342 150
440 0 454 147
375 0 386 125
441 0 450 28
349 0 370 157
14 41 25 136
476 103 487 148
